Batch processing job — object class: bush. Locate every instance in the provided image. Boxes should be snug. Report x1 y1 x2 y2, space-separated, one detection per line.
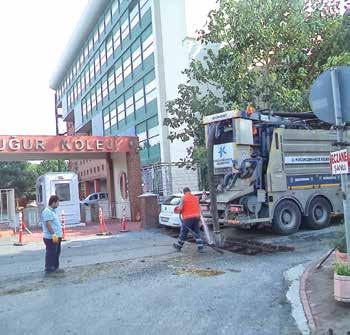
334 262 350 276
332 224 347 253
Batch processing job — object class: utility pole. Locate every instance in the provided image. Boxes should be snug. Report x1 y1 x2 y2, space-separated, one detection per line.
331 68 350 263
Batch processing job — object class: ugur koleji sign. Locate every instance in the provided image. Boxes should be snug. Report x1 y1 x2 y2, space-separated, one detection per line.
0 136 132 153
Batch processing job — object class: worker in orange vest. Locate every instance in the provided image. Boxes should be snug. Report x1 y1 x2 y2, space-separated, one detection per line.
173 187 204 253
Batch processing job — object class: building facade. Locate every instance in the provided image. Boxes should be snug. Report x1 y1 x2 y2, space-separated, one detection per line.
50 0 217 198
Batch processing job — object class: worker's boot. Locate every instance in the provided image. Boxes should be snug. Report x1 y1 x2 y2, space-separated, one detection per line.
173 242 182 251
197 246 204 253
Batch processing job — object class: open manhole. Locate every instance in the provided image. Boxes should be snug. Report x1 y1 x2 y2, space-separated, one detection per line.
222 239 294 256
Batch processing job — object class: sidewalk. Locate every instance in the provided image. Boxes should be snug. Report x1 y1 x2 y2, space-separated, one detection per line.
0 219 143 244
300 254 350 334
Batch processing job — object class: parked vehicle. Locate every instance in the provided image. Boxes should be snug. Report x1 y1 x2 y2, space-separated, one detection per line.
36 172 80 225
81 192 108 206
159 192 208 228
202 109 346 235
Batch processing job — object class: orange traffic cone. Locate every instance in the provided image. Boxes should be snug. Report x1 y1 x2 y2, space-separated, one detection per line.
120 207 129 233
60 211 67 241
96 207 112 236
14 212 24 246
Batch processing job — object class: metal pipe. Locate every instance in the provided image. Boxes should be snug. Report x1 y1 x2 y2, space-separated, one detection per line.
207 124 223 247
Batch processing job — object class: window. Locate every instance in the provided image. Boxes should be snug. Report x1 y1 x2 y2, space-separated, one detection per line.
123 52 132 78
81 75 85 93
89 39 94 54
80 54 84 67
125 94 134 117
148 123 160 146
93 30 99 45
117 99 125 122
105 9 112 27
102 75 108 100
140 0 151 17
110 105 117 126
113 26 121 50
55 183 71 202
82 99 87 118
89 62 95 82
37 185 43 203
94 54 101 75
145 79 157 103
99 20 105 37
86 94 91 116
85 69 90 86
100 44 107 68
132 44 142 70
121 16 129 41
115 62 123 86
91 89 97 110
96 82 102 105
130 4 140 31
112 0 119 16
104 112 110 131
134 86 144 111
106 35 113 60
108 70 116 94
136 122 147 148
142 34 154 60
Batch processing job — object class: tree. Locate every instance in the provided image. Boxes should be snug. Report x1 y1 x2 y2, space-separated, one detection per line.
0 162 37 199
164 0 350 185
32 160 68 177
0 160 69 200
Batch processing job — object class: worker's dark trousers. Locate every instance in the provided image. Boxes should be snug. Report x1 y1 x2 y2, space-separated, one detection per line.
178 217 204 250
43 238 62 272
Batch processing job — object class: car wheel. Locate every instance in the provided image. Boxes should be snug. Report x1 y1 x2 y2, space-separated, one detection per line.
272 200 301 235
304 197 331 230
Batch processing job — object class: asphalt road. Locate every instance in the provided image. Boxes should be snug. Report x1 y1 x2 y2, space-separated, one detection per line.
0 226 339 335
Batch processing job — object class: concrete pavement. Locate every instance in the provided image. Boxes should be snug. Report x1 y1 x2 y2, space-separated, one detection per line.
0 226 341 335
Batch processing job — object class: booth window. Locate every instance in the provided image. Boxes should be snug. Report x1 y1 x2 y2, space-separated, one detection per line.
38 185 43 203
55 183 71 202
120 172 128 200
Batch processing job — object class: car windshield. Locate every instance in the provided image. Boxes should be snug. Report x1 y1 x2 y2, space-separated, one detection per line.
163 196 182 206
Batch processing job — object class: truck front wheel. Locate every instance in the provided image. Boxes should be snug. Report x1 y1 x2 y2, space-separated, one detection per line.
272 200 301 235
304 197 331 230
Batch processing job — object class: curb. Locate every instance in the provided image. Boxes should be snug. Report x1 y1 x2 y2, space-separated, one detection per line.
300 260 317 333
299 250 334 334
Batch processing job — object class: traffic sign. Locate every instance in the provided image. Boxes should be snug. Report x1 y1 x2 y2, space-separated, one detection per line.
330 149 349 175
310 66 350 124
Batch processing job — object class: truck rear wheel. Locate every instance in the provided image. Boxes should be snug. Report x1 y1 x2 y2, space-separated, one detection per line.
272 200 301 235
305 197 331 230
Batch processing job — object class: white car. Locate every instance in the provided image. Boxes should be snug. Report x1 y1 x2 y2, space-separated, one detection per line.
81 192 108 206
159 192 208 228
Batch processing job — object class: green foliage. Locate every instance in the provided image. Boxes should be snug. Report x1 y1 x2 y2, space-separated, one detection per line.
165 0 350 183
332 224 348 253
0 162 37 199
0 160 68 200
334 262 350 276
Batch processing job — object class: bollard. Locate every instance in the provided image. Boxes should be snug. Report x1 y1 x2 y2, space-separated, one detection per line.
96 207 112 236
14 212 25 246
60 211 67 241
120 207 129 233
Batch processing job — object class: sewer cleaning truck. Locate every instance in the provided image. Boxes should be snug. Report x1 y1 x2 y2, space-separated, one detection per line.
201 109 347 235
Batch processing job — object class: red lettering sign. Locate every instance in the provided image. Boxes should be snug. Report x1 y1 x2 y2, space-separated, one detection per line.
0 136 136 159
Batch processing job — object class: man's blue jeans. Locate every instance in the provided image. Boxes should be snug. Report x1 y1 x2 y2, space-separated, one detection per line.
178 217 204 250
43 238 62 272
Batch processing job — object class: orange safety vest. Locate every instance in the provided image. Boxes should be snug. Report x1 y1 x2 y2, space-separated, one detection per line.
181 193 201 220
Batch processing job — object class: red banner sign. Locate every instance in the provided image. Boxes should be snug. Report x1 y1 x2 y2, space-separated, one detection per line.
0 136 133 154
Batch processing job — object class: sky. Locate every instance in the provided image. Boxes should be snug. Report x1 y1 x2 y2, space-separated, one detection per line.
0 0 88 135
